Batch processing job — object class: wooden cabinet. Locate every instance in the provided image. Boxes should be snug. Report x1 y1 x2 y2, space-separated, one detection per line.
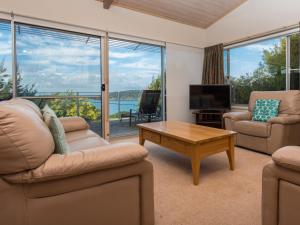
193 110 226 129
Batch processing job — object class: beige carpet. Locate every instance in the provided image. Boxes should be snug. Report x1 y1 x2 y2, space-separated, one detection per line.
112 137 270 225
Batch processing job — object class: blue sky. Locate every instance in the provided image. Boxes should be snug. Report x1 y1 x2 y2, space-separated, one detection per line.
0 23 161 94
0 22 281 95
229 38 281 77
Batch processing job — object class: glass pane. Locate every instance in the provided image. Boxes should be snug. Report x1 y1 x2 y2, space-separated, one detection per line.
290 34 300 90
16 24 102 135
0 20 12 101
109 38 163 137
229 37 286 105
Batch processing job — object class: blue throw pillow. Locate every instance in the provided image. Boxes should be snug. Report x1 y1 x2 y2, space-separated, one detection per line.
252 99 280 122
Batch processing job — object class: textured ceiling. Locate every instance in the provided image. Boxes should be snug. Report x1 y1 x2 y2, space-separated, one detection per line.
99 0 247 28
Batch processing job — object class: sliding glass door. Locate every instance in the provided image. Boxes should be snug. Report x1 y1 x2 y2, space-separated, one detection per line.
15 23 103 135
109 38 164 137
0 19 167 139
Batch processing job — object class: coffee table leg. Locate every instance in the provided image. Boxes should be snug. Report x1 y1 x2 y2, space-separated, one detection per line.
139 129 145 146
191 155 201 185
226 136 235 170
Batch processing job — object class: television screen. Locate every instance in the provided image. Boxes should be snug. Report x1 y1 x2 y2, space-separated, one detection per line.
189 85 231 110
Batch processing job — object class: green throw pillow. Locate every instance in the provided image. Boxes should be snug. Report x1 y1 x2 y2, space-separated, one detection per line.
252 99 280 122
42 105 70 154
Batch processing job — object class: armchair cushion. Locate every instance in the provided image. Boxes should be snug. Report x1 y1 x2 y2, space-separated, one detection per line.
272 146 300 172
3 142 148 184
268 115 300 125
59 116 89 133
223 111 252 121
234 120 271 137
248 90 300 115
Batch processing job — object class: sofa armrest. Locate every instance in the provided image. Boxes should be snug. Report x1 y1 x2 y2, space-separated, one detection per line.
272 146 300 172
4 142 148 184
59 116 89 133
223 111 251 121
268 115 300 125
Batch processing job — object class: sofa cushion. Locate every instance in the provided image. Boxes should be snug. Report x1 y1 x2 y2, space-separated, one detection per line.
43 105 70 154
66 130 108 152
248 90 300 115
0 102 55 174
8 98 43 119
59 117 89 133
234 120 271 138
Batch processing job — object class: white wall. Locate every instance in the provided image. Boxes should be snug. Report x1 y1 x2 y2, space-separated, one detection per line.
166 43 204 122
0 0 206 48
206 0 300 46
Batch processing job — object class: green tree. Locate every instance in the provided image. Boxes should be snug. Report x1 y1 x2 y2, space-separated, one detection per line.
0 58 11 100
0 60 37 100
148 75 161 90
38 91 100 121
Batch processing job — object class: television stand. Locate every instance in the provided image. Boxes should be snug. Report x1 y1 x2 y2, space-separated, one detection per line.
193 109 227 129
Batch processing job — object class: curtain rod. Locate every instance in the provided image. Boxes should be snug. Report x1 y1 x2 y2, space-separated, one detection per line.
224 23 300 47
0 10 205 49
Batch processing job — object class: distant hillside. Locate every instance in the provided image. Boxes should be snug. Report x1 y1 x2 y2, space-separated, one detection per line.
109 90 142 100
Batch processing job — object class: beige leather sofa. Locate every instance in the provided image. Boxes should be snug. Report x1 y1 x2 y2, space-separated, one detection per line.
262 146 300 225
0 98 154 225
224 90 300 154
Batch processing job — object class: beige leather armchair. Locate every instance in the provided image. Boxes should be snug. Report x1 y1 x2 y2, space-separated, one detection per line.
262 146 300 225
0 98 154 225
224 91 300 154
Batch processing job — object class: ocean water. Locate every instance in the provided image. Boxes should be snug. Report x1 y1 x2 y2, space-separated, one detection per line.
92 100 139 115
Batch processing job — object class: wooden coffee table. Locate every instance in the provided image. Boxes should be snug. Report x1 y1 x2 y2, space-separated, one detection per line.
137 121 237 185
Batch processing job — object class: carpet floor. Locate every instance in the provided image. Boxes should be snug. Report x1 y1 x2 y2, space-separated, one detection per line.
112 137 271 225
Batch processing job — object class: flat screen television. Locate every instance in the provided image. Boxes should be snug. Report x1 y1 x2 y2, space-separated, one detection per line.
189 85 231 110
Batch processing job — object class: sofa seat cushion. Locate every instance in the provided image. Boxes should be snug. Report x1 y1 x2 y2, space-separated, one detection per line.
234 120 271 138
66 130 108 152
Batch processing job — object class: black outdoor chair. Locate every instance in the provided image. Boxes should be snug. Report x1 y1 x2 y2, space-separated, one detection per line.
120 90 161 126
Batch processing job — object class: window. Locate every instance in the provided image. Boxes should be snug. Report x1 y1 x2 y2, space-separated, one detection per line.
0 17 167 138
15 23 102 135
0 20 12 100
226 37 287 105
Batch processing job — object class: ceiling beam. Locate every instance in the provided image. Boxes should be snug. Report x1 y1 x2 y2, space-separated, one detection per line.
103 0 114 9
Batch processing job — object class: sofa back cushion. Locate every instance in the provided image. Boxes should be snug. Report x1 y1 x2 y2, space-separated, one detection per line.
0 100 54 174
248 91 300 115
7 98 43 119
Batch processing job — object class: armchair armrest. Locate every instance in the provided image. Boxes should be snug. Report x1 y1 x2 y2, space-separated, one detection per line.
268 115 300 125
59 116 89 133
223 111 251 121
4 143 148 184
272 146 300 172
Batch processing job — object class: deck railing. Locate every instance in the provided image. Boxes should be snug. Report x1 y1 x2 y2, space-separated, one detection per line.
14 91 142 119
